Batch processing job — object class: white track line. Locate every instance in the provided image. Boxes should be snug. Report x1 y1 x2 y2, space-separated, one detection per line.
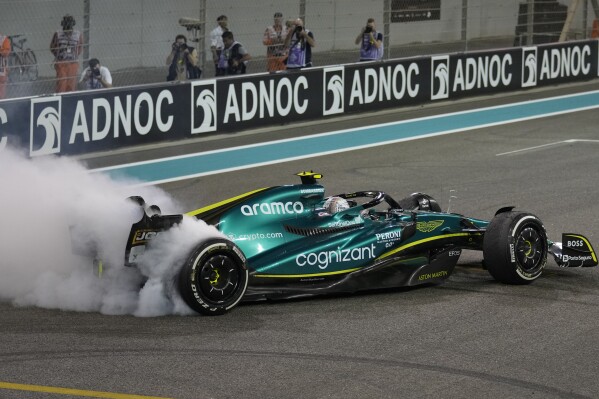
496 139 599 156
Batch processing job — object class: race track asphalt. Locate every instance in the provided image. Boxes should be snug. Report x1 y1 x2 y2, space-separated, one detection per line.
1 81 599 399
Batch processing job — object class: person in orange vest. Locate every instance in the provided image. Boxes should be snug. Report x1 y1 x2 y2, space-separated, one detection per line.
50 14 83 93
0 34 11 99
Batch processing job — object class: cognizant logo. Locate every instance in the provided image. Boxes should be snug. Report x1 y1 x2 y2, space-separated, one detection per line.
241 201 304 216
296 244 376 270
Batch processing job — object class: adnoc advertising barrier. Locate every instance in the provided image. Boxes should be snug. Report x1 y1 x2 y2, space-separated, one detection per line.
0 39 597 157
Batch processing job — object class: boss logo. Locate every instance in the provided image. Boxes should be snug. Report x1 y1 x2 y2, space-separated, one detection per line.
323 66 344 115
522 47 537 88
30 96 61 156
431 55 449 100
191 79 217 134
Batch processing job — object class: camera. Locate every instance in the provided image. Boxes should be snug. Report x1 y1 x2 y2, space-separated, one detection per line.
173 42 187 51
179 17 202 31
92 68 101 77
364 26 372 34
295 25 303 34
178 18 202 42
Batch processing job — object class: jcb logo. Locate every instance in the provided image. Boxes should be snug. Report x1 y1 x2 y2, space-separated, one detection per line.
132 230 161 244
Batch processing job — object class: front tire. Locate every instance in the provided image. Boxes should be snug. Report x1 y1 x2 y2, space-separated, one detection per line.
178 238 248 315
483 211 548 284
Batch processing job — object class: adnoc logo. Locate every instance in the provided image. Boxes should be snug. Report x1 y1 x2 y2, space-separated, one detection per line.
323 66 344 115
522 47 537 88
30 96 61 156
431 55 449 100
192 79 217 134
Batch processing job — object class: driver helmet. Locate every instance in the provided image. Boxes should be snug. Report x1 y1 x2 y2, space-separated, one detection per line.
324 196 350 214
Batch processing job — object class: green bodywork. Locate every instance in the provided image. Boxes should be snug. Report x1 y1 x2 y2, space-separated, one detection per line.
188 180 489 285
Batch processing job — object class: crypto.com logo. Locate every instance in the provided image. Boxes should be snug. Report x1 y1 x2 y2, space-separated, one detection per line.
521 47 538 88
323 66 344 115
191 79 217 134
30 96 61 156
431 55 449 100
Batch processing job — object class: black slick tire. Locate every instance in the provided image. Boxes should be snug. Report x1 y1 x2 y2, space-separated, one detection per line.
178 238 248 315
483 211 547 284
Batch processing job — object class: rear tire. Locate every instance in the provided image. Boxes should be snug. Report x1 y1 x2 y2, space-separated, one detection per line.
178 238 248 315
483 211 547 284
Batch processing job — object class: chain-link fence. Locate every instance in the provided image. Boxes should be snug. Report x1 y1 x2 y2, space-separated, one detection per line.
1 0 596 99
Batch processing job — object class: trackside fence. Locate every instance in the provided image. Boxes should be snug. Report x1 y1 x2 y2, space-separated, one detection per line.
0 39 597 157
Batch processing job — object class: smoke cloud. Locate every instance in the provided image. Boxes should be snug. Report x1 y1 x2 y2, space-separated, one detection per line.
0 148 222 316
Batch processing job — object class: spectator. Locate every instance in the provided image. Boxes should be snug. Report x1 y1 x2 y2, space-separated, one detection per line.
355 18 383 61
79 58 112 90
283 18 315 69
166 34 200 81
263 12 288 72
50 14 83 93
0 34 10 99
210 15 229 76
220 31 251 75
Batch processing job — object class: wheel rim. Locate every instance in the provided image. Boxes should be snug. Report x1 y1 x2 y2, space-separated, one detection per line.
515 226 544 271
197 254 241 302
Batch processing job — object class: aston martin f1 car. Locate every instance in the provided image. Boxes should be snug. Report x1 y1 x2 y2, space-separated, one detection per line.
124 172 597 315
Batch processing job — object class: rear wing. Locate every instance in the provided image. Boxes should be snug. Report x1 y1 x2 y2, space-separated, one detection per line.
124 196 183 267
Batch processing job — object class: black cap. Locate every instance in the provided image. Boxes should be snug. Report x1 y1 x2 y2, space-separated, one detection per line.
274 12 283 17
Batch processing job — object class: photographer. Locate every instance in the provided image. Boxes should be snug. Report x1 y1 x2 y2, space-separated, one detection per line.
283 18 315 70
166 34 200 81
220 31 251 75
79 58 112 90
355 18 383 61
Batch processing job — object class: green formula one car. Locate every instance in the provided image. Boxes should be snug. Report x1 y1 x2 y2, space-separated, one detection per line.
124 172 597 315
